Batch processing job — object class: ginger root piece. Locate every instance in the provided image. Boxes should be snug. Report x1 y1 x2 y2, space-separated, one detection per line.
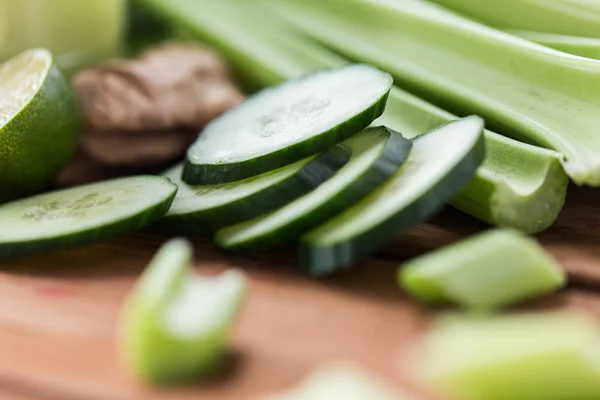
81 129 197 168
72 43 244 167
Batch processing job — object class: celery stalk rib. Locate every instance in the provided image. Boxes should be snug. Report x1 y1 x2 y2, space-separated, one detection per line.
379 89 568 233
272 0 600 186
428 0 600 38
507 30 600 60
136 0 568 232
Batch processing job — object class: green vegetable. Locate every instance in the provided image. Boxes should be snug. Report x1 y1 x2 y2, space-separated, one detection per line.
418 312 600 400
183 64 392 184
272 0 600 186
300 117 485 276
126 1 173 56
1 0 126 71
120 238 246 384
428 0 600 38
161 144 350 233
215 127 412 250
134 0 343 91
264 364 411 400
0 49 80 204
0 176 177 259
507 30 600 59
399 229 566 309
136 0 569 232
380 88 568 234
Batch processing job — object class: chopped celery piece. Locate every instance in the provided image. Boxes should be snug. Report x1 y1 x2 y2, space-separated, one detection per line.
418 312 600 400
264 364 412 400
137 0 568 232
428 0 600 38
507 30 600 59
399 229 566 309
120 239 246 384
380 88 568 233
273 0 600 185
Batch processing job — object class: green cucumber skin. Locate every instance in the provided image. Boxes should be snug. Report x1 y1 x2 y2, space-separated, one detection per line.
216 129 413 250
0 179 177 260
298 129 486 277
182 86 390 185
160 144 351 233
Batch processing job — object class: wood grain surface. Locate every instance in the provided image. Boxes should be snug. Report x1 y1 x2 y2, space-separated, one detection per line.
0 164 599 399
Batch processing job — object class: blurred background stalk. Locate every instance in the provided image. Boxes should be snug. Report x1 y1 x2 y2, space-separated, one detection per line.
0 0 126 72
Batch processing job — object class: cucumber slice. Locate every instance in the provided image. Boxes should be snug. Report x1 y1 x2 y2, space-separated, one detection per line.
183 64 393 184
0 176 177 259
215 127 412 250
300 116 485 276
120 238 246 384
161 144 351 233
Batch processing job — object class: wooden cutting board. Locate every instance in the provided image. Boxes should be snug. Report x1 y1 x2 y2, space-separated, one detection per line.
0 160 599 400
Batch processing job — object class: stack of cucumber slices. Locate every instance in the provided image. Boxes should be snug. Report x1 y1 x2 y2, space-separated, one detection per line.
0 64 485 275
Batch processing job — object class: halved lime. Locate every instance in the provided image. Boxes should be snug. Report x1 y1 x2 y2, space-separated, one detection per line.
0 48 80 203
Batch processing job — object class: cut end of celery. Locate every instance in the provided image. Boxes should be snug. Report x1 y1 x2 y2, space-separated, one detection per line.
417 311 600 400
399 229 566 310
491 157 567 233
453 135 568 234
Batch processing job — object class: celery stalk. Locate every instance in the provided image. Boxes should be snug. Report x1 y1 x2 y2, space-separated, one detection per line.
137 0 568 232
272 0 600 186
507 30 600 59
428 0 600 38
379 89 568 233
399 229 566 309
134 0 343 91
0 0 125 71
418 312 600 400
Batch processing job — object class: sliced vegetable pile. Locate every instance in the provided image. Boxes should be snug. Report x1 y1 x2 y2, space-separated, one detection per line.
299 117 485 276
6 0 600 394
136 0 569 234
215 126 412 251
183 64 392 184
2 53 487 276
162 144 350 233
